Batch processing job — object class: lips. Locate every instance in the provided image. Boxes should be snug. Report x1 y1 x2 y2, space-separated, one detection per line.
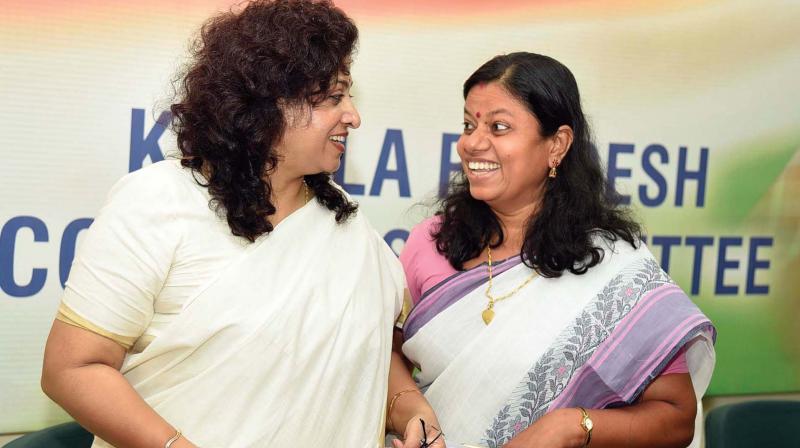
328 134 347 152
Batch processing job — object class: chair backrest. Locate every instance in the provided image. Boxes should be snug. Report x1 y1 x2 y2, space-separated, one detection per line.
3 422 92 448
705 400 800 448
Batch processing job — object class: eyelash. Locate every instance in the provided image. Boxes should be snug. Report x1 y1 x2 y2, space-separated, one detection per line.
329 94 345 104
462 121 510 133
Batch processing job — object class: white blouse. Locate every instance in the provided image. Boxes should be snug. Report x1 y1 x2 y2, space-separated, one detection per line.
59 160 249 352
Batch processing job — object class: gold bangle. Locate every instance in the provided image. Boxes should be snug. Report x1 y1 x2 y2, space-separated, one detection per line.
164 429 182 448
387 388 420 434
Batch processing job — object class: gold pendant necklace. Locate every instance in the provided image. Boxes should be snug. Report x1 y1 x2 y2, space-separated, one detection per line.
482 246 537 325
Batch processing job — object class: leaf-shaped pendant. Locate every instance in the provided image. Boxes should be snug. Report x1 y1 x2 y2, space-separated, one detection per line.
482 308 495 325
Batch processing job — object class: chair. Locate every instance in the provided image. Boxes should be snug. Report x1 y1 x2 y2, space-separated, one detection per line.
705 400 800 448
3 422 92 448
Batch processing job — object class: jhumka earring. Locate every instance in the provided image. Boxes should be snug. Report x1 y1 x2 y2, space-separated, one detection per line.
549 159 559 178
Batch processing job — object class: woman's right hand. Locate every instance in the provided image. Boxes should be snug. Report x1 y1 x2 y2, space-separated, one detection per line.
392 413 446 448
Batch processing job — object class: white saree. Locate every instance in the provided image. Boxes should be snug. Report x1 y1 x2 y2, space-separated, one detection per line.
91 199 404 447
402 240 715 448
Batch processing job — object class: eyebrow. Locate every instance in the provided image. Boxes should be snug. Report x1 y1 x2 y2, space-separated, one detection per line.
464 108 514 117
336 79 352 89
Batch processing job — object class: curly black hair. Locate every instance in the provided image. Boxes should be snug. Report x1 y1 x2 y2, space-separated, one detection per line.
434 52 641 277
170 0 358 241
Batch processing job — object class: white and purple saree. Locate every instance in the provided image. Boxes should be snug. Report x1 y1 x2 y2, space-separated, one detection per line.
402 238 715 447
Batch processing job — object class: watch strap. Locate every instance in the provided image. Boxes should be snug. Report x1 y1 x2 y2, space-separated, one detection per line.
578 407 592 447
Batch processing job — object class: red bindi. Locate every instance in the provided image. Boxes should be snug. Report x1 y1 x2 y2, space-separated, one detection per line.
476 111 481 118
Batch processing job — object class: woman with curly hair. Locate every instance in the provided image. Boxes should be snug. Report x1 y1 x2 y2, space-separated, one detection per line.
40 1 441 447
397 53 716 447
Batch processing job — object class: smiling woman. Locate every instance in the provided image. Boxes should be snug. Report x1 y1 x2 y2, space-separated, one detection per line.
37 1 438 447
398 53 716 448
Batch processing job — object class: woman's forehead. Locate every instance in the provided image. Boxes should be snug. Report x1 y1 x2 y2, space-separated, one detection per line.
466 83 525 113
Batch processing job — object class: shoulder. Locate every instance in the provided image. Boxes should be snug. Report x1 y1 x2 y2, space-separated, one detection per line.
585 232 657 277
105 160 202 209
401 216 456 303
112 159 194 191
401 216 442 261
407 216 442 244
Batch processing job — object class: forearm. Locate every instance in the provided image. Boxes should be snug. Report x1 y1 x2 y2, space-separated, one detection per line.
386 350 438 435
42 363 192 448
586 399 695 448
534 401 695 448
510 372 697 448
587 373 697 448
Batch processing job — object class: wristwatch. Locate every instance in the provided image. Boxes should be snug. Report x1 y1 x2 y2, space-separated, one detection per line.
578 407 593 447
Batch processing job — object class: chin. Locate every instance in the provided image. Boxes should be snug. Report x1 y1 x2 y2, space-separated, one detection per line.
468 186 495 203
327 159 342 173
319 161 340 174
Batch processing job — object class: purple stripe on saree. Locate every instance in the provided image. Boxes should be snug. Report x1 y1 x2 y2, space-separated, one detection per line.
403 257 523 340
549 284 714 411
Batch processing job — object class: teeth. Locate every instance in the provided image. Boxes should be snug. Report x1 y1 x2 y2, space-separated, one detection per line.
329 135 345 143
468 161 500 171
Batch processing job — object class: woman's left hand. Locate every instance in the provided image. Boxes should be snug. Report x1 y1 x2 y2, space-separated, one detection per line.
503 408 586 448
392 413 446 448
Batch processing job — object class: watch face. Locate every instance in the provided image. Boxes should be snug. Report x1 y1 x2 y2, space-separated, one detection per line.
584 418 594 431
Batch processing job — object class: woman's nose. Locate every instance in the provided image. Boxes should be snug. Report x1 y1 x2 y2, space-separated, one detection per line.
343 99 361 129
463 128 490 153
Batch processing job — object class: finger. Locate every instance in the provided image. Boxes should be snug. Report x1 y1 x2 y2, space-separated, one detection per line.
401 430 422 448
431 435 446 447
403 439 422 448
392 439 403 448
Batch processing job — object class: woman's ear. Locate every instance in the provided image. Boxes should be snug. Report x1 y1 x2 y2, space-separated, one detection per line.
549 125 574 163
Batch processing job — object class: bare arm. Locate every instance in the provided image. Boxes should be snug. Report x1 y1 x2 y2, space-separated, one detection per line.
386 297 445 448
41 320 196 448
506 372 697 448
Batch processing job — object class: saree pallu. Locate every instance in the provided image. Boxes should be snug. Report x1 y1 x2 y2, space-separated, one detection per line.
402 240 715 447
94 201 404 448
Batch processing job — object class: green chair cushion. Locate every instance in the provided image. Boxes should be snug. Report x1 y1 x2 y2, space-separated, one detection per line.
705 400 800 448
3 422 92 448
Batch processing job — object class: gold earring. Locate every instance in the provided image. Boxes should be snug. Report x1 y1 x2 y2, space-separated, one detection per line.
549 159 559 178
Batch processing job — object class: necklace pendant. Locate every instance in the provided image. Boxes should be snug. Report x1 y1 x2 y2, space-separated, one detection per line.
481 308 495 325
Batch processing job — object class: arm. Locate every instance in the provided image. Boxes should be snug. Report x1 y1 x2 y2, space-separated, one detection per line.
41 321 197 448
505 372 697 448
386 322 445 447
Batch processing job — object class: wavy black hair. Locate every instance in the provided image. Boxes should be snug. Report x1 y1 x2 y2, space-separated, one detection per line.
434 52 641 277
170 0 358 241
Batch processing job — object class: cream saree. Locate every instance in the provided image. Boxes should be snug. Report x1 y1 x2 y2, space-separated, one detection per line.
402 239 715 447
94 200 404 447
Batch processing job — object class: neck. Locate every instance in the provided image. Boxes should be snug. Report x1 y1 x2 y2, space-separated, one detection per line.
269 170 304 200
266 168 307 225
487 196 542 251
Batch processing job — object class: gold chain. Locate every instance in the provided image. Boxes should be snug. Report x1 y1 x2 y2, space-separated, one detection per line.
482 246 537 325
303 180 310 204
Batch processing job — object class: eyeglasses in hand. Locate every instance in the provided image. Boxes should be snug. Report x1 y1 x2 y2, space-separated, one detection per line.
418 418 443 448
